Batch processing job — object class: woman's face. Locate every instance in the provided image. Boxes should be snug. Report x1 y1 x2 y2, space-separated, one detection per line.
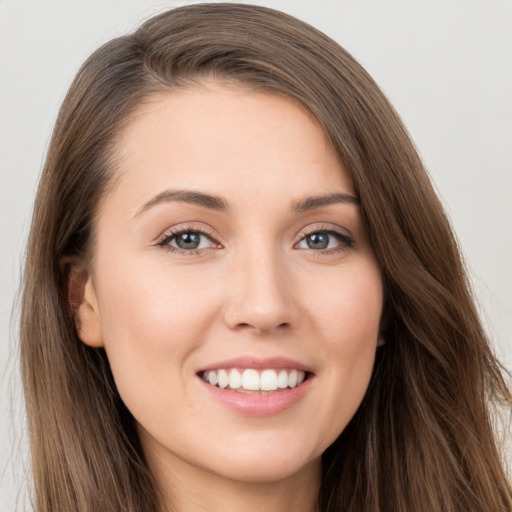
77 82 383 486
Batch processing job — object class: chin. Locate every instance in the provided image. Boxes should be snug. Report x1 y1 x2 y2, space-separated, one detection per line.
210 453 320 484
198 432 324 484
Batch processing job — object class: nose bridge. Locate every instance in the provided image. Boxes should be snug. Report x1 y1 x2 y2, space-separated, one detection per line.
223 237 295 332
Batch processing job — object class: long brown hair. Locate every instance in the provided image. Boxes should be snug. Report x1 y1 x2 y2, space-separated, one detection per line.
20 3 511 511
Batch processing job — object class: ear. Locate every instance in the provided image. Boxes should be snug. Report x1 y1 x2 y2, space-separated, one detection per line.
60 258 104 348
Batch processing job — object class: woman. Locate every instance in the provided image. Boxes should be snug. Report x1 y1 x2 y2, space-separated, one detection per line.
20 3 511 512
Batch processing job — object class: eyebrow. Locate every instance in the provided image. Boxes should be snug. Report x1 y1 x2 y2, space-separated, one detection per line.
134 189 360 218
292 192 360 211
135 189 229 217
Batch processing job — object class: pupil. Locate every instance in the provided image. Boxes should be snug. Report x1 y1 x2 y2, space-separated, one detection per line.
177 232 200 249
307 233 328 249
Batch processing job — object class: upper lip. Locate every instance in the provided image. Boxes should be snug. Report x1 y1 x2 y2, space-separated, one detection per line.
197 356 313 374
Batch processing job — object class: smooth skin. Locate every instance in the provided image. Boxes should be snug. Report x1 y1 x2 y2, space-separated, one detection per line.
72 82 384 512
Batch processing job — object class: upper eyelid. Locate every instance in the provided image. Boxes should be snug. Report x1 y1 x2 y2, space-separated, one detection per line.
297 223 352 239
156 228 221 256
156 224 218 245
155 222 353 248
295 224 355 251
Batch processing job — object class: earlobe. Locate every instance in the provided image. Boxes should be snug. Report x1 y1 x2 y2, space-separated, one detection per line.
61 258 104 348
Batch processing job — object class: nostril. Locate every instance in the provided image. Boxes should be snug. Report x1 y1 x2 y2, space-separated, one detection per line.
222 297 297 333
231 322 251 331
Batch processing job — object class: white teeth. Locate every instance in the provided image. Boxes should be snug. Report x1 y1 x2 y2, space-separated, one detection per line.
203 368 308 391
228 369 242 389
277 369 288 389
217 369 229 389
260 369 278 391
208 370 218 386
242 369 260 390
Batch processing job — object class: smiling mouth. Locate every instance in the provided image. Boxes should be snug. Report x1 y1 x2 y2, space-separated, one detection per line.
199 368 309 393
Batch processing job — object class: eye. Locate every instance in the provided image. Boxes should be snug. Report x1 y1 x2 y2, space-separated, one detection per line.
157 228 220 253
296 228 353 252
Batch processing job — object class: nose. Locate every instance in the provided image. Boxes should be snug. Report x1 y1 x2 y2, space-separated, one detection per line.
222 247 297 334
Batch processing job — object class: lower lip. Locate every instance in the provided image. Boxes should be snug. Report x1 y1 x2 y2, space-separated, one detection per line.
198 377 313 416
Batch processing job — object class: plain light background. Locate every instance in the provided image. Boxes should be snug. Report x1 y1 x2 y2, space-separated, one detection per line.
1 1 511 510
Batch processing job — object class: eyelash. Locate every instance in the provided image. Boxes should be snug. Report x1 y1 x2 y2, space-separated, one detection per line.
156 225 354 256
297 225 354 255
156 225 218 256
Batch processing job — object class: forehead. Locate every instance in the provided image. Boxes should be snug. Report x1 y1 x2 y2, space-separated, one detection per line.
104 82 354 217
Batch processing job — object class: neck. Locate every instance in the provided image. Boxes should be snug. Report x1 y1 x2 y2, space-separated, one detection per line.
149 449 321 512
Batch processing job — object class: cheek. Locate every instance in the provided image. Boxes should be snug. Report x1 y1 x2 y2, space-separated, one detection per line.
303 262 382 445
327 272 382 385
97 255 220 341
93 258 222 397
308 260 383 349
